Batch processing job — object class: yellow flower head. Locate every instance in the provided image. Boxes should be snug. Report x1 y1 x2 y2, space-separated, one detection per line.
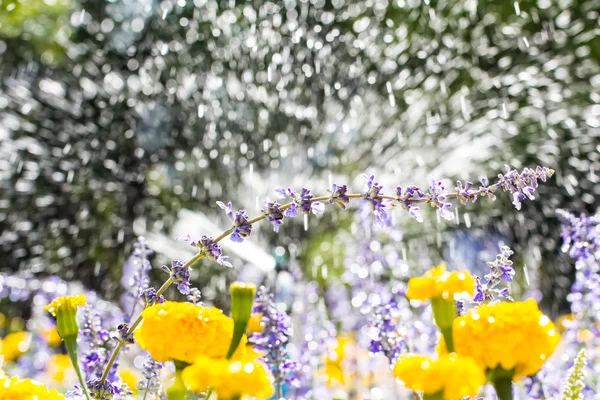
182 351 274 400
0 373 65 400
119 368 139 393
134 301 245 364
393 353 486 400
453 299 560 379
47 354 75 384
1 332 30 362
406 263 475 301
43 295 87 317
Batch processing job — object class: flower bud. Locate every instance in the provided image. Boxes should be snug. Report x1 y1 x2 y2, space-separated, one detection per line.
226 282 256 359
44 295 86 339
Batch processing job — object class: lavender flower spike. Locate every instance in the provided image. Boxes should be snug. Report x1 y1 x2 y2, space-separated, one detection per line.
250 287 298 392
497 165 554 210
473 245 515 303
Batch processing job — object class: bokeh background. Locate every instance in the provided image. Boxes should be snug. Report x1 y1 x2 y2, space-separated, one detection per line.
1 0 599 325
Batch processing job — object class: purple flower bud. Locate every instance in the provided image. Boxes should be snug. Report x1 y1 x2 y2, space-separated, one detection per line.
262 201 285 232
328 184 350 209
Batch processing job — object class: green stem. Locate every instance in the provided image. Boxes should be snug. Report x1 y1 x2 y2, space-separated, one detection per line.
489 367 515 400
167 368 187 400
423 392 444 400
492 376 513 400
64 337 91 400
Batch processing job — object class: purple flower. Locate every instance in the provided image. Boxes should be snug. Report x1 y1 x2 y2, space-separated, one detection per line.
86 379 118 400
184 235 232 268
285 202 299 218
428 180 454 220
275 187 298 199
496 165 554 210
328 184 350 209
250 287 298 388
275 187 323 218
120 237 153 322
473 277 485 303
473 246 515 303
187 287 202 304
162 260 191 295
395 186 425 222
262 201 285 232
456 180 475 204
218 201 253 242
362 174 388 225
138 352 163 397
140 288 165 305
299 188 324 215
367 299 405 364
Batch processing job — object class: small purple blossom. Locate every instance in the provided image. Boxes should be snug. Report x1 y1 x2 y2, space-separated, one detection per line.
362 174 388 225
299 188 324 215
428 180 454 220
328 183 350 209
217 201 253 242
140 288 165 305
182 235 232 268
162 259 191 295
186 287 202 304
395 186 425 222
262 201 285 232
275 187 324 218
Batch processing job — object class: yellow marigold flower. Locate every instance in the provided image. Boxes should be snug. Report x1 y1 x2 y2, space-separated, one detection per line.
406 263 475 301
47 354 75 384
182 352 274 400
41 326 63 347
43 295 87 317
134 301 245 364
394 353 486 400
453 299 560 380
0 373 65 399
119 368 139 393
1 332 30 362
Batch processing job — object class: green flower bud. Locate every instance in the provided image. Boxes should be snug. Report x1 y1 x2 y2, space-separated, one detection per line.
44 295 86 339
226 282 256 359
